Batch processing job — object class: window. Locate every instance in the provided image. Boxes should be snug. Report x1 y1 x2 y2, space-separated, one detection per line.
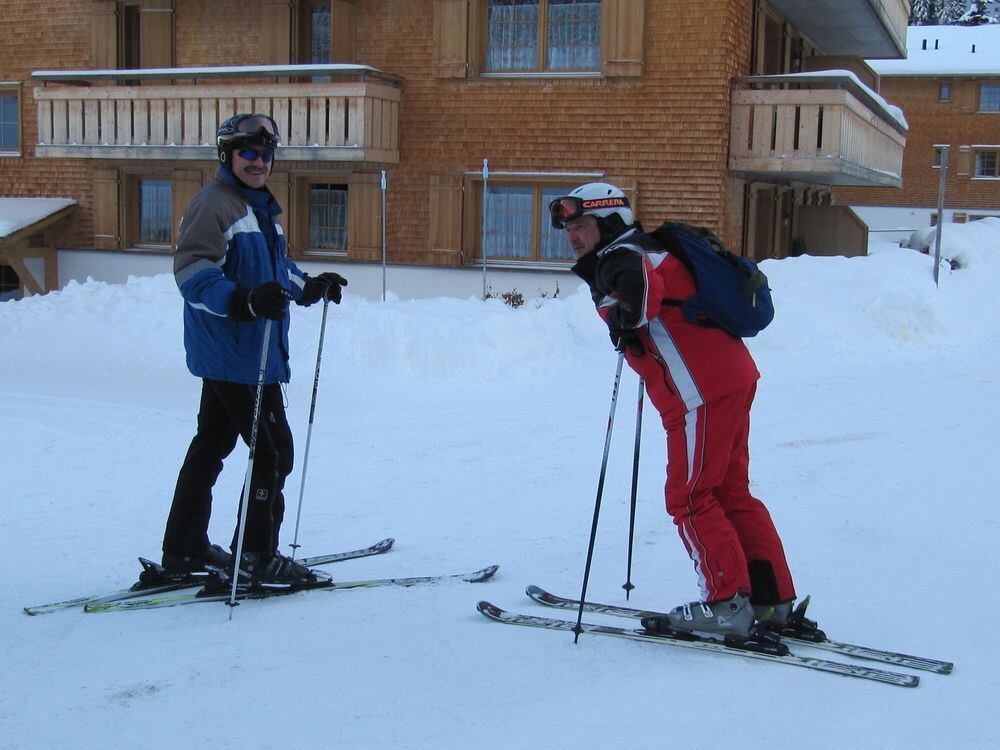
933 147 945 168
120 1 141 69
0 264 19 301
480 184 576 262
974 150 1000 177
0 89 19 154
485 0 600 72
939 82 950 102
308 184 349 251
311 4 332 63
980 84 1000 112
138 179 172 245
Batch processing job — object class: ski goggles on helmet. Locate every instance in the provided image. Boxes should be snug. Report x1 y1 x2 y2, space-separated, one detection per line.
236 146 275 163
549 195 630 229
234 113 279 138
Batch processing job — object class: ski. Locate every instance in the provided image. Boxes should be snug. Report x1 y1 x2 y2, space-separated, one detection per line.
524 585 953 675
85 565 500 612
23 537 395 616
477 601 918 688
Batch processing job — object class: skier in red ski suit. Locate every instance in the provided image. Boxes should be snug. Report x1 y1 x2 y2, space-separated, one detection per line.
551 183 796 637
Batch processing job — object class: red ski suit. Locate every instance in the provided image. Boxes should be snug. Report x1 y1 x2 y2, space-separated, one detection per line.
575 228 795 606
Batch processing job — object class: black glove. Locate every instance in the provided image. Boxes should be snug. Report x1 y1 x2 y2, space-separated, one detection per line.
229 281 293 322
607 309 646 355
299 272 348 307
609 328 646 355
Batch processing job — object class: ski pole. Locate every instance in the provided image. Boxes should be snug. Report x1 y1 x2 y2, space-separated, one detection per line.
574 351 626 643
229 318 274 619
289 297 331 560
622 378 644 600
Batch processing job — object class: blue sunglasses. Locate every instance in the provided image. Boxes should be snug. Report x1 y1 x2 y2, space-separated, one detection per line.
237 147 275 163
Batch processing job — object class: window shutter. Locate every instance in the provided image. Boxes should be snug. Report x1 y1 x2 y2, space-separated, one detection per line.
91 1 117 70
959 80 977 114
262 0 293 65
171 170 203 247
429 174 464 266
266 171 290 245
348 173 382 261
331 0 356 63
601 0 644 78
957 146 972 177
93 169 120 249
433 0 469 79
140 0 174 69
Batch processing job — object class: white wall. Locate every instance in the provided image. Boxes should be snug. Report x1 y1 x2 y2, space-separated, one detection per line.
56 250 580 302
851 205 1000 245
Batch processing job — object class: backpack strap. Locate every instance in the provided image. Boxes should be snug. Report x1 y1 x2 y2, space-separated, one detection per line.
647 222 696 309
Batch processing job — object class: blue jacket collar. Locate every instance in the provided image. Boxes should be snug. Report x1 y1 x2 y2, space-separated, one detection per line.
216 164 282 218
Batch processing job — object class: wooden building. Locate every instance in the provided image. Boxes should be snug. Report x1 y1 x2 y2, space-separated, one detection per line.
0 0 909 297
838 24 1000 229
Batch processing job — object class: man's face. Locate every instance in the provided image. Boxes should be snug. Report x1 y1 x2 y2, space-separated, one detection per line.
231 146 273 189
565 215 601 259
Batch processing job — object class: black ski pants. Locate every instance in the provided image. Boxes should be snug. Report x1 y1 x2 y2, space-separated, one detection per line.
162 379 294 559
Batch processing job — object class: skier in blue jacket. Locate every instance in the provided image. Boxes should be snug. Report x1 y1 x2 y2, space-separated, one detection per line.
161 114 347 585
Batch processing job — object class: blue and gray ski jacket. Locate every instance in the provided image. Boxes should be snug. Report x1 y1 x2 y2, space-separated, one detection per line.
174 166 306 385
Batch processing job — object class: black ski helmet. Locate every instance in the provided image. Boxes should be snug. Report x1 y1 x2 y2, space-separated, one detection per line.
217 113 281 167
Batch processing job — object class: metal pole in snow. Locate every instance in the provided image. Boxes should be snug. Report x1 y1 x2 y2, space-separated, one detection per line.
288 299 330 561
381 169 387 302
229 318 273 618
933 145 948 288
574 352 626 643
622 378 644 600
482 158 489 301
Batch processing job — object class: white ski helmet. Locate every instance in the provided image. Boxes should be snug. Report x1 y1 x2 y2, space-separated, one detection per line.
549 182 632 230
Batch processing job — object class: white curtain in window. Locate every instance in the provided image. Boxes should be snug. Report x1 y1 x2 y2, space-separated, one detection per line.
487 0 540 71
483 187 533 258
547 0 600 70
975 151 998 177
309 185 348 249
540 187 575 260
139 180 172 244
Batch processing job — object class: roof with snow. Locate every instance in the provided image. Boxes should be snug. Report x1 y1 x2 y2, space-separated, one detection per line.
0 198 77 240
868 25 1000 76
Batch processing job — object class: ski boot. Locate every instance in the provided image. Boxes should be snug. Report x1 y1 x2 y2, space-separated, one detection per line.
642 593 756 638
754 595 827 643
209 551 331 590
642 593 788 655
135 544 232 588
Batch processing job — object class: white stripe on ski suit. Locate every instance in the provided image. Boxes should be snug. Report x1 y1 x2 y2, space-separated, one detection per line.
224 205 262 242
605 241 704 415
679 405 712 600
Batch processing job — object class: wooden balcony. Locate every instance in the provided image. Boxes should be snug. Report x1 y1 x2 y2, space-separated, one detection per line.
31 64 402 164
766 0 908 58
729 73 906 188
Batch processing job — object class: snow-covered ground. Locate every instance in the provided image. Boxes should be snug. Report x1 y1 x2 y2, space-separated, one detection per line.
2 223 998 749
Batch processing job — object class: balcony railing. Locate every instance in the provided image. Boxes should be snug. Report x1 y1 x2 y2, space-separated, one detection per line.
729 73 906 188
765 0 908 58
31 64 402 164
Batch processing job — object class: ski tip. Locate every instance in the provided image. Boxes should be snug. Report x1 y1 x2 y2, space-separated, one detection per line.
374 537 395 552
477 600 503 618
472 565 500 581
525 584 545 597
